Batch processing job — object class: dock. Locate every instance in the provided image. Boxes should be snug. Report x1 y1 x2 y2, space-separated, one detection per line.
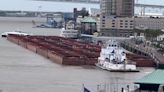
120 39 164 68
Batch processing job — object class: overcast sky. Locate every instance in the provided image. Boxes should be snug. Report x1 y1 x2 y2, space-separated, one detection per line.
0 0 163 12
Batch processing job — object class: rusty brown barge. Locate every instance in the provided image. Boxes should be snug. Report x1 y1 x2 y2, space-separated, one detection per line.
7 35 101 65
7 35 155 66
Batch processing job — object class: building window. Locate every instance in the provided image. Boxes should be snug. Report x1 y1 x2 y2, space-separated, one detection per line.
130 20 133 22
112 26 115 27
125 26 128 28
112 23 115 24
120 26 123 28
125 20 128 22
102 25 105 27
103 16 105 18
120 20 123 22
130 26 133 28
125 23 128 25
120 23 123 25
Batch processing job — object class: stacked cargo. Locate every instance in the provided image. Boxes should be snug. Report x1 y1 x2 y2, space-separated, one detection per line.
7 35 101 65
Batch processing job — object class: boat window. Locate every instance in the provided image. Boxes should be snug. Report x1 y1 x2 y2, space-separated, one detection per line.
109 45 111 46
105 58 109 61
122 53 125 56
112 45 114 47
114 45 117 47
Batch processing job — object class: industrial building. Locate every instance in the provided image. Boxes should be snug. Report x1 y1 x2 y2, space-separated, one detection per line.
100 16 134 37
100 0 134 17
100 0 135 37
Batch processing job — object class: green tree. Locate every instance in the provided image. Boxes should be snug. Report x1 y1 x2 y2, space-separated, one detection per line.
80 8 89 18
134 29 164 41
144 29 164 41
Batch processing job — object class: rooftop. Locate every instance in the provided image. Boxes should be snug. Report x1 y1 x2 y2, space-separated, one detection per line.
135 69 164 85
80 17 97 23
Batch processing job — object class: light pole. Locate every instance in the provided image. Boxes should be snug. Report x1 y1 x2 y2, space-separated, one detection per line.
127 85 130 92
37 5 42 17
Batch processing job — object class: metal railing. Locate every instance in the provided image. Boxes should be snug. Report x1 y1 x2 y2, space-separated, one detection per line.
120 40 163 65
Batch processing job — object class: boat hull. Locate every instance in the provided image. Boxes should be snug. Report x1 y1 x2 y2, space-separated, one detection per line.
95 63 139 72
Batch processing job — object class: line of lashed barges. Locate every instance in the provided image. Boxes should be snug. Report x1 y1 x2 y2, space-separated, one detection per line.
7 35 101 65
7 34 155 66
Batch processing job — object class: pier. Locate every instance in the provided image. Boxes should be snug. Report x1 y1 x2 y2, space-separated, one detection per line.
120 40 164 67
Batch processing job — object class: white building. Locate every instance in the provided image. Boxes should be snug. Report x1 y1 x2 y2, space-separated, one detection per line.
157 34 164 41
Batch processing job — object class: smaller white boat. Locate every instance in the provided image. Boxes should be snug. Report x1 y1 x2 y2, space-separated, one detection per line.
1 30 29 37
60 28 80 38
96 40 139 72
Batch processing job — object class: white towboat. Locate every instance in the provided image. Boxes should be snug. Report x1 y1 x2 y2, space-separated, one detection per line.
96 40 139 72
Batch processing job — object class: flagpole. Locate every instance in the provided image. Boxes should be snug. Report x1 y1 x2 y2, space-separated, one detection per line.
104 83 106 92
97 84 100 92
82 84 84 92
83 84 90 92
